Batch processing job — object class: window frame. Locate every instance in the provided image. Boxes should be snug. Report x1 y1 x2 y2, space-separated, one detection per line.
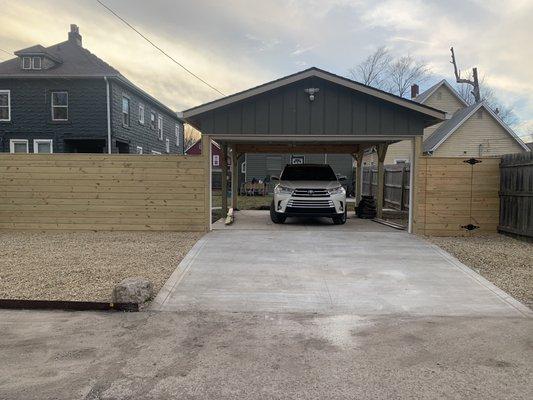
175 124 180 146
0 90 11 122
121 95 130 127
32 57 42 70
51 91 68 121
157 115 163 140
136 146 143 154
22 57 31 70
9 139 29 154
138 103 145 125
150 111 156 130
33 139 53 154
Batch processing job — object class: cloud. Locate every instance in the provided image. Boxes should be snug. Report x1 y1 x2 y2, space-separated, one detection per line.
0 0 531 138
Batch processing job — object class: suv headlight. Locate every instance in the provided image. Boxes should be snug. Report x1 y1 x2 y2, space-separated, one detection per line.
328 186 346 195
274 185 293 195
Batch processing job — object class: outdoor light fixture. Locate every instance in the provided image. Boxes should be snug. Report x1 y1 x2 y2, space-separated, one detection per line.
304 87 320 101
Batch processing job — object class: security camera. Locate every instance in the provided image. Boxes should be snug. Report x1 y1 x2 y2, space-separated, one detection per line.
304 88 320 101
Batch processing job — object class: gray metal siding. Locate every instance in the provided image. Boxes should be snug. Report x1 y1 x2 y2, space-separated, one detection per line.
194 77 425 137
110 81 183 154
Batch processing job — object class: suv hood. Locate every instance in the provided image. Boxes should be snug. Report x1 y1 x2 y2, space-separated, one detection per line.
278 180 341 190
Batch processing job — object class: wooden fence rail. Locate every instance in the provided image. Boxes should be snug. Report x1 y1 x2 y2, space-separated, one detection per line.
499 152 533 239
0 153 209 231
362 165 410 211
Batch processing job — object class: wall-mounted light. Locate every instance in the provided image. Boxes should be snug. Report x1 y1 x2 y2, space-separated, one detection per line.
304 88 320 101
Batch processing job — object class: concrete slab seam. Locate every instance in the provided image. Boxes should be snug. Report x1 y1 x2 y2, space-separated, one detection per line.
150 234 210 310
427 243 533 318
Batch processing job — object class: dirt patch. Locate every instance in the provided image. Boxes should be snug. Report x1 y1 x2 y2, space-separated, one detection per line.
427 234 533 309
0 231 203 302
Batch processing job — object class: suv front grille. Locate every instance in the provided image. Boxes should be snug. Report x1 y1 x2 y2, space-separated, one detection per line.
292 188 330 198
287 199 334 208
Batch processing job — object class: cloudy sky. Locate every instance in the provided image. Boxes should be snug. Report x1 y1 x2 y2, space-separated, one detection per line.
1 0 532 141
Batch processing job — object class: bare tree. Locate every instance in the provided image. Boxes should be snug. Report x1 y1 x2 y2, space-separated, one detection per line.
388 55 431 97
455 72 518 126
349 48 431 97
349 46 392 90
450 47 481 103
184 124 200 151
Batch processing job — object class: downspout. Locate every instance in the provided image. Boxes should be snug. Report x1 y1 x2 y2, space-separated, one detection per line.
104 77 112 154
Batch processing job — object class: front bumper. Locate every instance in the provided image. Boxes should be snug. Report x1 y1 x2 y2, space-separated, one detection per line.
273 192 346 217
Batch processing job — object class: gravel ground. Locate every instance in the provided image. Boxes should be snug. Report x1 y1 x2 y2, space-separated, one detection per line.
427 234 533 309
0 231 203 302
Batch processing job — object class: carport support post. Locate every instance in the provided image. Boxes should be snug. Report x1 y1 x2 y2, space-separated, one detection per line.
355 148 364 208
376 143 388 219
221 143 228 218
231 146 238 210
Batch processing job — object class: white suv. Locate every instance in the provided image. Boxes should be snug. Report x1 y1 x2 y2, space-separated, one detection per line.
270 164 347 225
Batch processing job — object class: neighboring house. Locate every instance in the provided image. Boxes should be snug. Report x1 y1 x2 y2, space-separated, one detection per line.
185 138 228 189
367 79 529 165
0 24 184 154
240 153 355 195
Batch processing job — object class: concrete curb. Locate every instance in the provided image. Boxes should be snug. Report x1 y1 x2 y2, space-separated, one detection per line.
427 243 533 318
149 234 210 311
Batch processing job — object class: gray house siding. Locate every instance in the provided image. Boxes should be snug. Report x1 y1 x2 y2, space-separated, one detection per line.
0 78 107 153
109 81 183 154
193 77 427 137
241 153 354 194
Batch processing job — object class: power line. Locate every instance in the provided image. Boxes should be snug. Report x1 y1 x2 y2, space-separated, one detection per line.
95 0 225 96
0 48 13 56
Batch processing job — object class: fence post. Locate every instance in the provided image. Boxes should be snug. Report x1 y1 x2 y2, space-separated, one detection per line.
399 165 406 211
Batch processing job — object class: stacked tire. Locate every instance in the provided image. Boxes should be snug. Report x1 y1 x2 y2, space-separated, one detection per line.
356 196 377 219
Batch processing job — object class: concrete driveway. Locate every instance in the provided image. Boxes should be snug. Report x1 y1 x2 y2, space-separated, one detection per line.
152 211 530 317
1 211 532 399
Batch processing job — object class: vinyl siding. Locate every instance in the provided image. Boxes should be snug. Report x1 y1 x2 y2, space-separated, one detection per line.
433 108 525 157
384 84 466 164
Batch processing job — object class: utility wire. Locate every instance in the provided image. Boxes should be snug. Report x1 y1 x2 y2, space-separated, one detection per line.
0 48 13 56
95 0 225 96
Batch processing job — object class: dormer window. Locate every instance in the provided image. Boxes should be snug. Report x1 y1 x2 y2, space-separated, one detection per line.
22 57 31 70
32 57 42 70
22 56 42 70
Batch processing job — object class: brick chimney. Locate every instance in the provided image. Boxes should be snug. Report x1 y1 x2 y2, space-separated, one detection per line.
68 24 82 46
410 84 419 99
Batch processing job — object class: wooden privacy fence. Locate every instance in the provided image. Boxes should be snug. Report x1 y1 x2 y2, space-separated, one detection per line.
0 153 209 231
413 157 500 236
363 165 410 211
499 152 533 239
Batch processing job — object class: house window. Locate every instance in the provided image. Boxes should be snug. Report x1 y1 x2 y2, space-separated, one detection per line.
157 115 163 140
32 57 42 70
122 96 130 126
51 91 68 121
175 124 180 146
150 111 156 130
151 150 161 155
22 57 31 70
9 139 29 153
136 146 143 154
394 158 409 165
241 161 246 174
0 90 10 121
34 139 53 154
165 138 170 153
138 104 145 124
291 155 305 165
213 154 220 167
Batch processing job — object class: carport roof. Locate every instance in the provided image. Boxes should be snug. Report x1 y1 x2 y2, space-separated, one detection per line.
182 67 446 120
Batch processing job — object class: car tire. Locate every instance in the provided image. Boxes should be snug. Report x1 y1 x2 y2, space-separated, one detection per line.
332 209 347 225
270 201 286 224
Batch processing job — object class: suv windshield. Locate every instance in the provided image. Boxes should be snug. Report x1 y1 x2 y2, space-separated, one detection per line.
280 165 337 181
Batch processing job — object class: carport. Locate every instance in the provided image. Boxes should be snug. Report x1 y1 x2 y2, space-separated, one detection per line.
183 67 445 233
